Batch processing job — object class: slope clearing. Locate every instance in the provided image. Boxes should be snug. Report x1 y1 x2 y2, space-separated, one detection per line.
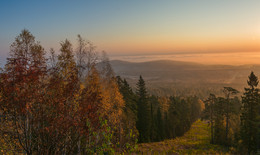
134 120 232 154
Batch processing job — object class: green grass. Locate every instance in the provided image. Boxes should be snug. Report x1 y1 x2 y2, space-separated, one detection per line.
133 120 232 154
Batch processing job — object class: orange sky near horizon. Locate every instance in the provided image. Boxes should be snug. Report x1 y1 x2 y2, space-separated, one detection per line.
102 37 260 54
110 51 260 65
1 1 260 65
97 20 260 55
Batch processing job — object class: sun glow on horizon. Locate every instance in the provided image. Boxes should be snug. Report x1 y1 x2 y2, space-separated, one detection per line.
1 1 260 65
109 51 260 66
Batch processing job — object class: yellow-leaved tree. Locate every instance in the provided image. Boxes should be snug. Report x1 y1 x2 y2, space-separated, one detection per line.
99 52 125 150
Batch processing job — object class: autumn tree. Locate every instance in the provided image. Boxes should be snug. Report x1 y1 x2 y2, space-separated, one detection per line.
98 52 125 150
46 39 118 154
39 39 81 154
77 66 110 153
75 35 98 79
0 29 47 154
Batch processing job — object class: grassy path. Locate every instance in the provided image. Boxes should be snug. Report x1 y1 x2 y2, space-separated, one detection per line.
134 120 230 154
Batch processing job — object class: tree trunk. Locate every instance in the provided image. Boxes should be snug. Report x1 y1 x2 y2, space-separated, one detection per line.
225 113 229 143
77 136 81 154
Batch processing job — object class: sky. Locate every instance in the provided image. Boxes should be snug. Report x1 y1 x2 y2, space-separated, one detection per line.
1 0 260 65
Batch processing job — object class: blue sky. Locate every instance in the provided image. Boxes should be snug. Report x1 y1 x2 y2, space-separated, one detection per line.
1 0 260 65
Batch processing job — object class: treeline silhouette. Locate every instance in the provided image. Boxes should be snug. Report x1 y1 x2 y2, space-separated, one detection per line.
0 30 202 154
202 72 260 154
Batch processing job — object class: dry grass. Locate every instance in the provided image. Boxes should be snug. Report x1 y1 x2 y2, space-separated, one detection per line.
131 120 231 155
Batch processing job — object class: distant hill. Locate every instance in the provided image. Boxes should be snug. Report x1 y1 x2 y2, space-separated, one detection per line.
110 60 260 97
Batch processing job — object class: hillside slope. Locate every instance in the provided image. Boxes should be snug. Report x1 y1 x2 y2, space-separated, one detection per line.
134 120 232 154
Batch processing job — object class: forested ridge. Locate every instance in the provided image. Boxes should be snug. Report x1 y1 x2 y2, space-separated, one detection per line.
0 30 259 154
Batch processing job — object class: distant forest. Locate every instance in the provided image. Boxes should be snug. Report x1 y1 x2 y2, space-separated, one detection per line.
0 30 259 154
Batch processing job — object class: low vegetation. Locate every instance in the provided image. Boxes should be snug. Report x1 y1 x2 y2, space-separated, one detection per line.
135 120 231 154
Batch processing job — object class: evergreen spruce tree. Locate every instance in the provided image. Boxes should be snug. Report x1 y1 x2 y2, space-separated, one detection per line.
116 76 137 117
167 96 179 138
116 76 138 147
148 95 160 141
136 76 150 142
214 97 226 145
156 107 163 141
240 72 259 154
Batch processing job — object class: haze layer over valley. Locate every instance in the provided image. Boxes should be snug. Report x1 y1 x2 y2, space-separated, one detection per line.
110 59 259 97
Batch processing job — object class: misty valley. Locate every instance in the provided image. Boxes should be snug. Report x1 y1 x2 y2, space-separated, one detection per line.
111 60 260 97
